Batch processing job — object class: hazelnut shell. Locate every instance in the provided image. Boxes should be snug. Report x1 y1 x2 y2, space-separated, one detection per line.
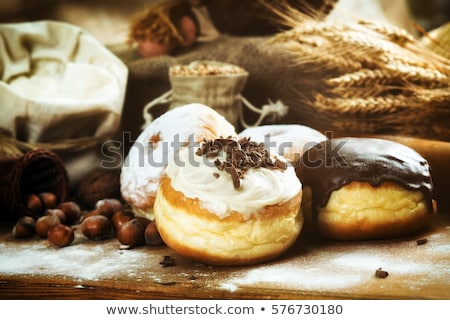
112 210 134 230
25 194 43 216
95 199 123 218
81 215 114 241
133 216 151 228
57 201 81 225
35 215 61 238
48 224 74 248
117 219 145 247
145 222 165 246
12 216 36 238
39 192 58 209
80 209 102 222
45 208 67 225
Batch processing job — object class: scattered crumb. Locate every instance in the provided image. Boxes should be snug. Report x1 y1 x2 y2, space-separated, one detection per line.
375 268 389 279
160 255 176 268
416 238 428 245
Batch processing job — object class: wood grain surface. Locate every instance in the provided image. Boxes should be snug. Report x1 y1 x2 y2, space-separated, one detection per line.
0 136 448 300
0 212 448 300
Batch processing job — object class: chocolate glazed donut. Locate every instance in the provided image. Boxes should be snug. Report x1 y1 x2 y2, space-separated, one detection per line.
296 137 435 240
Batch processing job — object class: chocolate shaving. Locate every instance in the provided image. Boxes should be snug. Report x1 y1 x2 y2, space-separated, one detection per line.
275 158 288 170
416 238 428 245
375 268 389 278
197 137 287 189
160 255 176 268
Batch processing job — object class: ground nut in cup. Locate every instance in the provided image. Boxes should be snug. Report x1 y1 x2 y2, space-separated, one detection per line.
142 61 248 128
168 61 248 128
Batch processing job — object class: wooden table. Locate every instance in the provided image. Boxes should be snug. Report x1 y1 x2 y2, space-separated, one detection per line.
0 211 449 300
1 135 449 300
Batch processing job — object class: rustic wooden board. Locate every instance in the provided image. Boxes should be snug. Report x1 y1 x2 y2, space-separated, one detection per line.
0 212 448 300
0 135 448 299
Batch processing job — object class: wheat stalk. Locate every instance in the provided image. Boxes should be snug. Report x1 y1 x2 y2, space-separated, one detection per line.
326 69 395 87
329 84 397 100
313 94 418 115
387 61 449 88
269 6 450 139
282 41 363 71
357 20 415 46
410 87 450 104
328 64 449 89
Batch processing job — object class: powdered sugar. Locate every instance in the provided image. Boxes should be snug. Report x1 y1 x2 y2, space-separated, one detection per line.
220 225 450 296
0 241 151 281
224 263 364 291
1 215 449 298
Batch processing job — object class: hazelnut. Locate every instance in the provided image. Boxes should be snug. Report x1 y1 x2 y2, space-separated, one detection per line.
133 216 151 228
145 222 165 246
25 194 43 215
80 209 102 222
112 210 134 230
12 216 36 238
47 224 74 248
81 215 114 241
117 219 145 247
45 208 67 225
57 201 81 225
95 199 123 218
39 192 58 209
35 215 61 238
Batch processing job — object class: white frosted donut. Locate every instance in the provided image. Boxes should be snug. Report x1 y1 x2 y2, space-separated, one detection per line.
238 124 326 164
120 104 237 219
154 137 303 266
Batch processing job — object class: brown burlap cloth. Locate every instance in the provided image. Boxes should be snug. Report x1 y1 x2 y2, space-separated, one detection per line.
123 35 324 139
122 29 450 145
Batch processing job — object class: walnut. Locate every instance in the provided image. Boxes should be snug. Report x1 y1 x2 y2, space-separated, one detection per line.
76 169 121 208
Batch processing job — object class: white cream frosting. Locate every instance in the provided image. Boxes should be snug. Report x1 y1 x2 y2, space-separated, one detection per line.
239 124 326 161
166 147 301 219
120 103 237 210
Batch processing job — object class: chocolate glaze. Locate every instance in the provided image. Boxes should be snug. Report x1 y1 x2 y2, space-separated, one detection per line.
296 138 434 221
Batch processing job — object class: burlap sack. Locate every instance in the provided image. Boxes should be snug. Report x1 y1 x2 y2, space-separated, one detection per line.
122 30 450 145
142 61 248 128
140 60 288 129
0 21 128 186
122 35 301 141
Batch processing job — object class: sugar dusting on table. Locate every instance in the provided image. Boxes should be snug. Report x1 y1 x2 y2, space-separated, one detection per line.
220 225 450 295
0 241 155 281
0 216 449 297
